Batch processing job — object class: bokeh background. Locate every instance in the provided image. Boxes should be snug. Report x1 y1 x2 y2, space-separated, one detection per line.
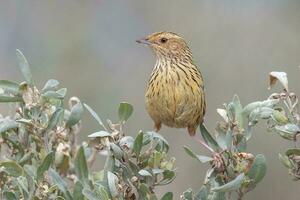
1 0 300 199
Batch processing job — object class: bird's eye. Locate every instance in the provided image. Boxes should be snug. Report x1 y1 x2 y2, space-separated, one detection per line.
160 37 168 43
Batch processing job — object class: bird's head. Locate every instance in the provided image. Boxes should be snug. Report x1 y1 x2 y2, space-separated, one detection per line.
136 31 192 60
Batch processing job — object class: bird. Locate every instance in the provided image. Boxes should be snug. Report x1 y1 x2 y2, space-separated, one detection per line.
136 31 206 137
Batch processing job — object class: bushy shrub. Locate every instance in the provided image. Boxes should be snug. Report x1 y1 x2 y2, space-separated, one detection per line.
0 50 297 200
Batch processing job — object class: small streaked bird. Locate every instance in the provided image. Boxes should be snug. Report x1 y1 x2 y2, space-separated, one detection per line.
137 31 206 137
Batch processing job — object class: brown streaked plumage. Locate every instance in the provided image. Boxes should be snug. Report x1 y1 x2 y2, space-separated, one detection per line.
137 31 205 136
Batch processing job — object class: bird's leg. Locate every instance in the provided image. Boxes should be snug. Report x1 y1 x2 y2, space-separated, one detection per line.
154 122 161 132
188 126 215 153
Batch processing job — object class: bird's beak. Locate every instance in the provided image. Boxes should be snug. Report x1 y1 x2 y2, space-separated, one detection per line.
136 38 151 45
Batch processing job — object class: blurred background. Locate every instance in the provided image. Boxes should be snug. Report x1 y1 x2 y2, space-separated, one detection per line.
1 0 300 199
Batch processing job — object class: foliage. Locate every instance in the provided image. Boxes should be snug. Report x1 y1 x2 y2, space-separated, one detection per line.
0 50 298 200
0 50 175 200
181 95 269 200
265 72 300 180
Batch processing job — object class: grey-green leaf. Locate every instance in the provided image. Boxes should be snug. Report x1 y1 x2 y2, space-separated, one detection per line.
139 169 152 177
84 103 106 130
107 171 119 198
119 136 134 150
200 124 219 151
42 90 65 99
42 79 60 92
232 95 244 128
88 131 111 138
0 118 18 134
118 102 133 122
212 173 245 192
82 187 101 200
37 152 54 180
48 168 72 200
194 186 208 200
16 49 34 86
46 108 63 132
247 154 267 185
17 176 29 194
144 131 169 146
0 95 23 102
0 80 19 94
278 153 293 169
274 124 300 140
183 146 213 163
66 102 83 127
0 161 24 177
110 143 124 160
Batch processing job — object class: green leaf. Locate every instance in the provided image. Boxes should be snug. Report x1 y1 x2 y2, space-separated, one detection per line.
46 108 64 132
285 148 300 156
48 168 72 200
74 146 89 184
139 183 151 197
278 153 293 169
0 80 19 94
107 171 119 198
66 102 83 127
0 94 23 102
161 192 173 200
118 102 133 122
247 154 267 185
133 131 144 157
199 124 219 151
16 49 34 86
73 181 84 200
159 170 176 185
183 146 213 163
272 110 288 124
84 103 106 130
3 191 17 200
88 131 111 138
0 118 18 134
0 161 24 177
138 169 152 177
37 152 54 180
212 173 245 192
42 79 59 92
